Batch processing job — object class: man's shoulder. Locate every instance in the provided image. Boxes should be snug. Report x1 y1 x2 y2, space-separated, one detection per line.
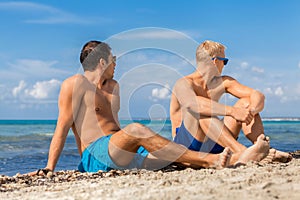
172 76 195 94
107 79 119 87
63 74 85 84
107 79 118 85
221 75 236 82
60 74 86 91
174 75 193 87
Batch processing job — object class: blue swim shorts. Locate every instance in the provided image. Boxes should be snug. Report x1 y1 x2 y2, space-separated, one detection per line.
173 122 224 154
78 134 149 172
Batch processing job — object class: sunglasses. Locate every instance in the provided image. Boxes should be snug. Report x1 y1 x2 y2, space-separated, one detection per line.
212 57 229 65
112 55 116 63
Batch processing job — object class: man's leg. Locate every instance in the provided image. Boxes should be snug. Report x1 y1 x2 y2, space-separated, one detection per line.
109 123 270 169
225 98 292 162
109 123 232 169
197 97 271 164
197 116 270 164
199 116 246 153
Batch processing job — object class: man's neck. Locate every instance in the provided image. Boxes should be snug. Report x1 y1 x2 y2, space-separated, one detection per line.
84 70 102 87
195 63 220 87
190 72 206 88
98 77 109 88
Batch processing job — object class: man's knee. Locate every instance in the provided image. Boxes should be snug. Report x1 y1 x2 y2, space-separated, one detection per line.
124 123 153 138
234 98 250 109
126 123 145 133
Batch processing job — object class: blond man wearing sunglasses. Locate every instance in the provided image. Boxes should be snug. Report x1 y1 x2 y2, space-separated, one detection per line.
170 40 292 165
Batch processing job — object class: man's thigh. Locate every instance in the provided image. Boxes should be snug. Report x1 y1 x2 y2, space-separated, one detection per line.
108 130 139 167
198 116 240 140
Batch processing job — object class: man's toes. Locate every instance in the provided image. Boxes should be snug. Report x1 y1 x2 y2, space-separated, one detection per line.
257 134 266 141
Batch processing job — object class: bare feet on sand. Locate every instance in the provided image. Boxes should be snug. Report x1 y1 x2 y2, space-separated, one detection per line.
272 149 293 163
235 135 270 166
213 147 232 169
260 148 276 164
185 147 232 169
260 148 293 164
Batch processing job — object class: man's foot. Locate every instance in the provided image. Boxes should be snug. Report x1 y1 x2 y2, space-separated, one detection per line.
235 135 270 165
259 148 276 164
213 147 232 169
272 149 293 163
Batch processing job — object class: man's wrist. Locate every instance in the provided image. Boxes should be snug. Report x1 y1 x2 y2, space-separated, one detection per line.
226 106 233 116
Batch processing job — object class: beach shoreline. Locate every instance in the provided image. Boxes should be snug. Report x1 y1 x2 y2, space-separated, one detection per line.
1 151 300 200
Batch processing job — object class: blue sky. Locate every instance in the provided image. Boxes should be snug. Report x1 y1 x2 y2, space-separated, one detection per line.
0 0 299 119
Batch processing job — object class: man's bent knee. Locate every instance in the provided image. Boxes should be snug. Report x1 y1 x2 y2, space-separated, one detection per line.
234 98 250 109
124 123 154 139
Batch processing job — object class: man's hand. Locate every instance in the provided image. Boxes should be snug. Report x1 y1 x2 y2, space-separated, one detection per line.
26 168 52 176
231 107 254 125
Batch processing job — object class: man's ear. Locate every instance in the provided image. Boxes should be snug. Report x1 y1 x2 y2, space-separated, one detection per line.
99 58 106 66
212 57 217 65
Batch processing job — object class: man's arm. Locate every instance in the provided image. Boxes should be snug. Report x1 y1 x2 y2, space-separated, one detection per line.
223 76 265 115
174 78 225 117
44 79 75 171
30 76 84 175
174 78 253 124
27 80 73 176
111 80 120 127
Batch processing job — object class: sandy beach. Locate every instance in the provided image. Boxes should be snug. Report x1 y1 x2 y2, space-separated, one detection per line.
1 152 300 200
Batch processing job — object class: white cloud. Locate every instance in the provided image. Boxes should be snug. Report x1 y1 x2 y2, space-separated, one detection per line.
240 62 249 69
251 66 264 73
264 87 273 95
0 2 100 24
264 86 284 97
274 87 283 96
151 84 171 100
12 80 27 97
10 79 61 102
25 79 61 99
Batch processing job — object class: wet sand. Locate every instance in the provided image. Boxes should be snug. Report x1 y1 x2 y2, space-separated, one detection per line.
1 151 300 200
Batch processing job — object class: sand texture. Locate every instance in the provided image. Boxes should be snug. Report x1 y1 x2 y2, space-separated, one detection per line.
1 152 300 200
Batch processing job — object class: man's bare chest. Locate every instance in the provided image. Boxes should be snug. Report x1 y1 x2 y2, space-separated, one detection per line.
193 82 225 101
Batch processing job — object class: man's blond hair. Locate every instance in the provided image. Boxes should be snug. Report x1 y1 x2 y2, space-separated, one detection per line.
196 40 226 63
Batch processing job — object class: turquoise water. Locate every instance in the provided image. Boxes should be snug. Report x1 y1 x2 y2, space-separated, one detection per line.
0 119 299 176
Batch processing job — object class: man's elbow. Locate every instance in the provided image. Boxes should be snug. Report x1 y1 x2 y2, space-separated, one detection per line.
253 90 265 109
256 90 265 102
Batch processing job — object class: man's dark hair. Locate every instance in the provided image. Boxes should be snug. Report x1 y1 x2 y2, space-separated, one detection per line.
80 40 111 71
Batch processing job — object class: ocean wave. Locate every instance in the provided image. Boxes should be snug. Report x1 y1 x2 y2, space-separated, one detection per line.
262 118 300 122
0 133 52 140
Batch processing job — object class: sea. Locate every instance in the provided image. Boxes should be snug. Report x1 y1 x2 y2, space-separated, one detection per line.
0 118 299 176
